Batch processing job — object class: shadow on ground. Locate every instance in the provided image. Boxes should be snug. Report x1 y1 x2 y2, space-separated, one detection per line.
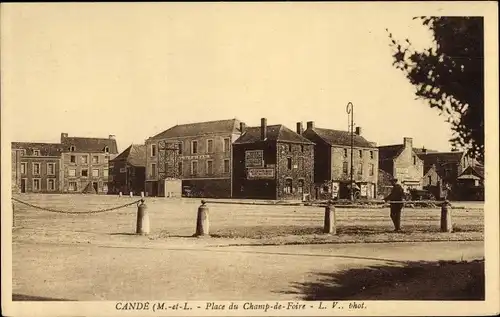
12 294 73 301
281 259 484 300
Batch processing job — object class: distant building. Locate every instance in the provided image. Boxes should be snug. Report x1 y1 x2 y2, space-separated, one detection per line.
378 137 424 193
456 165 484 200
145 119 243 198
60 133 119 194
109 144 146 195
232 118 315 200
11 142 64 193
301 122 379 200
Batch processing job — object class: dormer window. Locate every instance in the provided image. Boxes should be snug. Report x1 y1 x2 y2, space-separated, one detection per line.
33 150 40 156
70 146 75 152
104 146 109 153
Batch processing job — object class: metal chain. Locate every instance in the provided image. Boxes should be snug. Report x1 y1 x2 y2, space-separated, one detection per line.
11 197 144 215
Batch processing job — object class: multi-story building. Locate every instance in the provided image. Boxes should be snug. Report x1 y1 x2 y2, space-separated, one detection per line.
109 144 146 195
145 119 243 197
378 137 424 195
232 118 315 200
60 133 119 194
11 142 64 193
301 121 379 200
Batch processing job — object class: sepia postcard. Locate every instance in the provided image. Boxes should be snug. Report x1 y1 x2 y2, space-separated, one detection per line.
1 2 499 316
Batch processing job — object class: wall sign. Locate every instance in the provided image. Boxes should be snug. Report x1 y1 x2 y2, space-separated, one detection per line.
245 150 264 168
247 168 275 179
181 155 210 160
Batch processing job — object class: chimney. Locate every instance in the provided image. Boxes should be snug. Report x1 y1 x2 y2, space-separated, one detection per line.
422 146 427 155
355 127 362 136
306 121 315 130
403 137 413 149
261 118 267 140
240 122 246 133
61 133 68 142
296 122 304 135
109 135 116 140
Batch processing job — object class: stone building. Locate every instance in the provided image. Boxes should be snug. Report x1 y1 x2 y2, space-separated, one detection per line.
145 119 243 197
109 144 146 195
378 137 424 194
232 118 315 200
60 133 119 194
11 142 64 193
301 122 379 200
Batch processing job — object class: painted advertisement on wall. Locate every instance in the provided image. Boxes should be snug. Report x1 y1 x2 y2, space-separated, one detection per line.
247 168 275 179
245 150 264 168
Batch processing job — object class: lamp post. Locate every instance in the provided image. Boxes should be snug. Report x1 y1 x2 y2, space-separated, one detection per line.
346 102 354 201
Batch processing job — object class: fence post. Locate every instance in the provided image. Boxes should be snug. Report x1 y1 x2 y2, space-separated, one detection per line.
440 200 452 233
195 200 210 237
323 202 336 234
136 199 150 235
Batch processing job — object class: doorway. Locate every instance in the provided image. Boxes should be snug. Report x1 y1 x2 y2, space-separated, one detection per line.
21 179 26 193
92 182 98 193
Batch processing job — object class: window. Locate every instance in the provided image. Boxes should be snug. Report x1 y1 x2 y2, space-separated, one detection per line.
223 159 230 173
357 163 363 175
284 179 293 194
359 150 363 158
69 181 77 191
151 163 156 177
370 151 374 159
70 155 76 163
343 161 349 174
178 162 183 176
33 150 40 156
81 155 88 164
288 144 292 152
92 169 99 177
300 145 304 152
344 149 348 158
223 138 230 152
68 169 76 177
33 163 41 175
369 163 374 176
298 179 304 194
207 160 213 175
151 144 156 157
287 158 292 170
191 161 198 175
413 156 417 165
178 142 183 155
103 169 108 177
70 146 75 152
47 163 55 175
33 179 40 191
191 141 198 154
47 179 55 191
92 156 99 164
82 169 88 177
20 149 26 156
21 163 26 174
207 140 214 153
428 175 432 184
104 146 109 153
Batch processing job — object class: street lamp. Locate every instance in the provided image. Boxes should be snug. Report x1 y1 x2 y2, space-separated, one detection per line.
346 102 354 201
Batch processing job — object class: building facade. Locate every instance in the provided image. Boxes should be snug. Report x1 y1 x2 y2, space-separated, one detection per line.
11 142 64 193
301 122 379 200
60 133 119 194
378 137 424 193
145 119 243 198
232 118 315 200
109 144 146 195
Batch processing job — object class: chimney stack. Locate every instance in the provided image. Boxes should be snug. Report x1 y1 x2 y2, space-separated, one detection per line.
61 133 68 142
306 121 315 130
109 135 116 140
355 127 362 136
422 146 427 155
240 122 246 133
260 118 267 140
296 122 304 135
403 137 413 149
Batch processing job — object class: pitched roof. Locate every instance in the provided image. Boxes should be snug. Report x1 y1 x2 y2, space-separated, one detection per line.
417 151 464 164
306 127 376 148
111 144 146 167
150 119 242 140
234 125 315 145
61 136 119 154
378 144 405 161
459 164 484 179
11 142 64 156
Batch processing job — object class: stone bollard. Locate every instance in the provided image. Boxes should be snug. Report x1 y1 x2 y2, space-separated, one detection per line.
136 199 150 235
440 201 453 233
119 192 122 198
195 200 210 237
130 191 133 198
323 203 336 234
141 192 145 198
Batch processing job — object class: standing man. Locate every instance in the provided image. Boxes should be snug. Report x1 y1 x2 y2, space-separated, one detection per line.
384 178 406 232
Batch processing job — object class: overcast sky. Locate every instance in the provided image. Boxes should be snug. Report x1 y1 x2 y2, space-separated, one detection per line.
2 3 468 152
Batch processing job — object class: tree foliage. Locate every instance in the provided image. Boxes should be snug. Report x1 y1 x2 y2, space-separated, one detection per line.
387 17 484 161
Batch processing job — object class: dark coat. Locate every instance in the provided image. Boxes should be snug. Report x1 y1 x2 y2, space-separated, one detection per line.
385 184 405 206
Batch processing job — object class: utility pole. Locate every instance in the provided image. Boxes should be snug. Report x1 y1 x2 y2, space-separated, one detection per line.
346 102 354 201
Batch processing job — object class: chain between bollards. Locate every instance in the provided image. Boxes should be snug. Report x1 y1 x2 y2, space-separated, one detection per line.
195 200 210 237
136 199 150 235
